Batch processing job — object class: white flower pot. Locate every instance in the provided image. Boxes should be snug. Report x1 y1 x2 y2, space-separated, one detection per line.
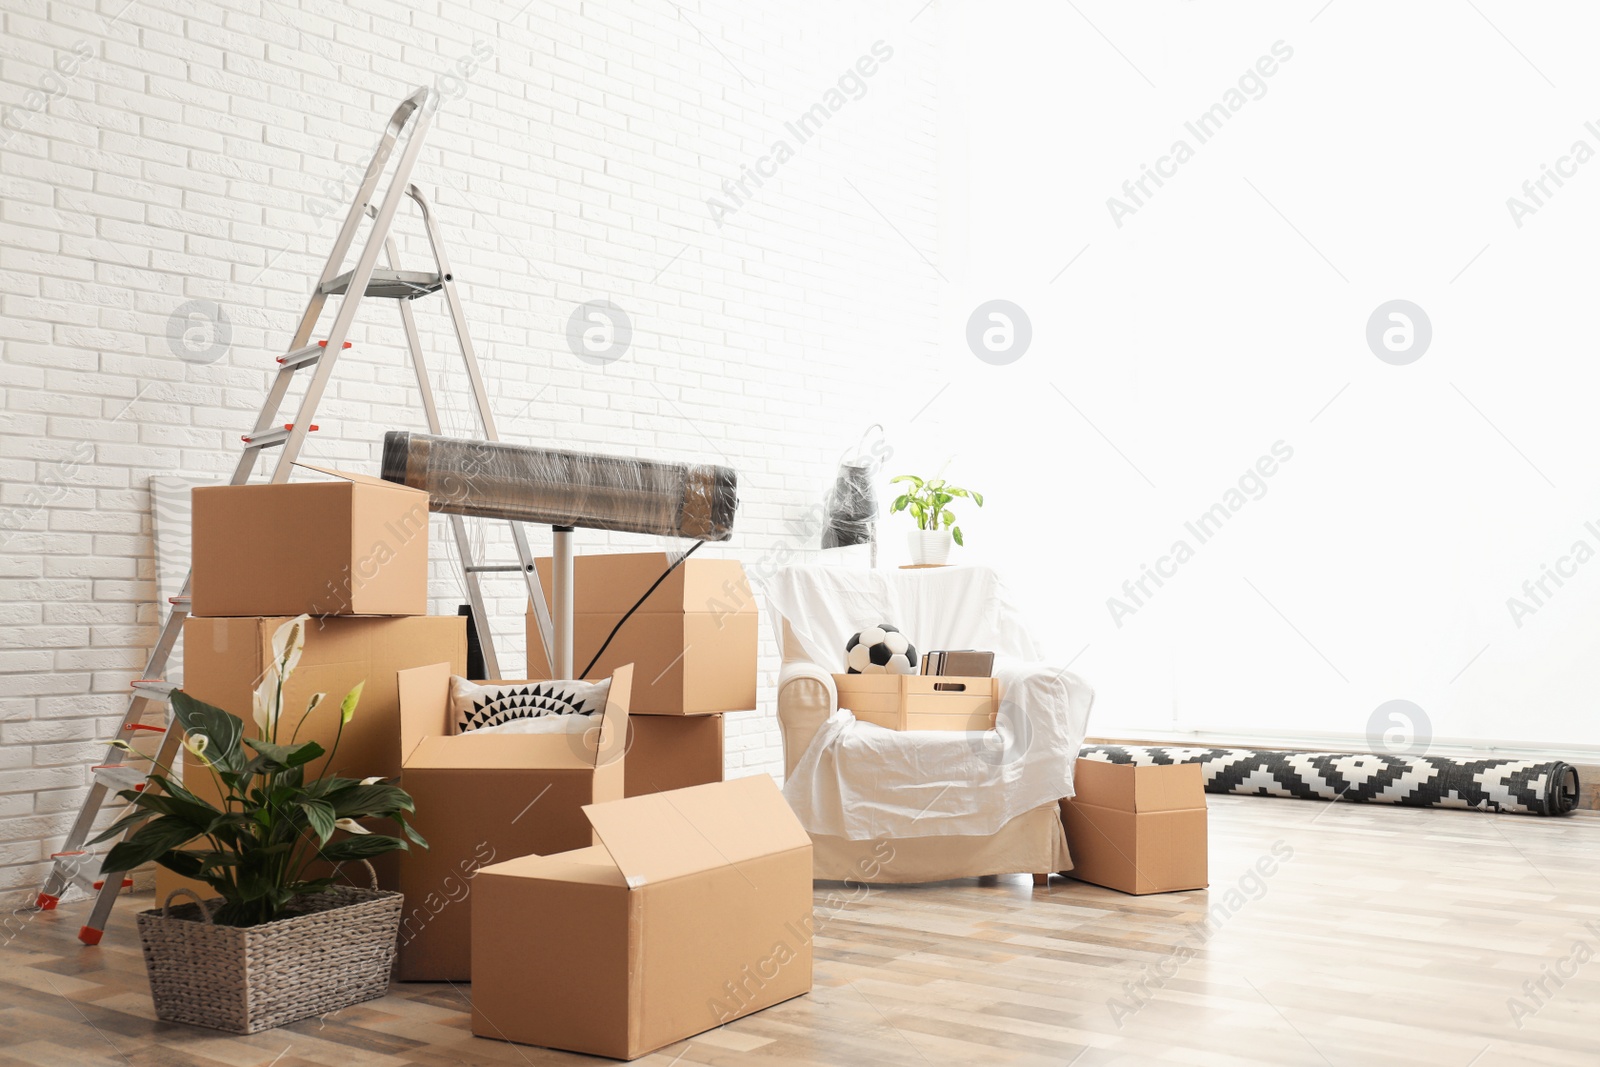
908 530 952 566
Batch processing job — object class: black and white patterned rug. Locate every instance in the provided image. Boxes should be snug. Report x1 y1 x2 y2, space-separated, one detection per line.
1079 745 1580 816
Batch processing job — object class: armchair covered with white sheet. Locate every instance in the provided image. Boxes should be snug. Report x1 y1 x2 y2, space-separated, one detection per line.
768 564 1094 883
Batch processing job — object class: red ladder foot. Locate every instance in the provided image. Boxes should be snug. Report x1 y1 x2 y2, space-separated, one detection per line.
35 893 59 910
77 926 103 946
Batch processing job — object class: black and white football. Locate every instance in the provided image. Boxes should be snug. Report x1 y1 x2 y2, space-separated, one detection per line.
845 624 918 675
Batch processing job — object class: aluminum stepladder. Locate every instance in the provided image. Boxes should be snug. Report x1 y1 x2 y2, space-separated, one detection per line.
37 86 558 943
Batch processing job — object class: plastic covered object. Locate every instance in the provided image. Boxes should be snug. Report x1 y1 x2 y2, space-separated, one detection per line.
381 431 738 541
820 460 877 549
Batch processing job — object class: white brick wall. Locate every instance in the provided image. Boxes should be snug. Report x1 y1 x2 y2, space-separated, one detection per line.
0 0 940 896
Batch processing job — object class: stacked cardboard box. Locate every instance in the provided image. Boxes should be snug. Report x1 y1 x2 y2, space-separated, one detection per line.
1059 759 1208 894
167 488 812 1042
526 552 757 797
159 468 462 902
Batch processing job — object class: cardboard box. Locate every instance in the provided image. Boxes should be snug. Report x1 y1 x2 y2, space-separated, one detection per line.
470 775 812 1060
393 661 632 982
157 614 468 902
832 673 999 731
1059 759 1208 895
191 465 429 617
624 713 724 798
526 552 756 715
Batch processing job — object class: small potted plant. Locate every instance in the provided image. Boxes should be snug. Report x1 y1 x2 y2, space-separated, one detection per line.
889 474 983 565
92 614 423 1034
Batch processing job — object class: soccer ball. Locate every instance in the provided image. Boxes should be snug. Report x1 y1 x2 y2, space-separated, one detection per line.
845 624 918 675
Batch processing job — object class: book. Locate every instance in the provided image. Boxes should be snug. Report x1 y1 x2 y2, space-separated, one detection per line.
919 650 994 677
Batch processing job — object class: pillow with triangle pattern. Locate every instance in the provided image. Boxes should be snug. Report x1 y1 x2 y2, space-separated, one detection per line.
449 675 612 735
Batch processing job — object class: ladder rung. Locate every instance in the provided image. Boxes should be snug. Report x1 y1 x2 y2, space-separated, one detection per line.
242 424 319 450
47 853 101 895
277 339 352 369
464 564 532 573
168 595 190 607
319 268 442 300
130 679 176 698
92 765 148 792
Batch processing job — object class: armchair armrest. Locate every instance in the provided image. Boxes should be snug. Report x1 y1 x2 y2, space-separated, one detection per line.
776 662 838 779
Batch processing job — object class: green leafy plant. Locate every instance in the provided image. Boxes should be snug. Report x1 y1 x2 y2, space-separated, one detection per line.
888 474 984 546
92 615 424 927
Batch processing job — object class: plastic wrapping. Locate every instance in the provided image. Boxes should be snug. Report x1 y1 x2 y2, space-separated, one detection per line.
381 431 738 541
820 461 877 549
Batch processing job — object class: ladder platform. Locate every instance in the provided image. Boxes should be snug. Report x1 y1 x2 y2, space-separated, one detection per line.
319 268 442 300
242 424 319 450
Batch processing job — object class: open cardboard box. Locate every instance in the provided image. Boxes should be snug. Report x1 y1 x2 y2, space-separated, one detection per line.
191 464 428 618
470 775 812 1060
394 661 633 981
1059 758 1208 895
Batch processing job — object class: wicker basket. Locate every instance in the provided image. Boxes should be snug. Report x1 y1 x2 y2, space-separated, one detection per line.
135 862 402 1034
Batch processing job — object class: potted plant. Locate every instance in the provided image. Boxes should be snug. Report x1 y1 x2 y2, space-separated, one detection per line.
888 474 983 565
92 614 423 1034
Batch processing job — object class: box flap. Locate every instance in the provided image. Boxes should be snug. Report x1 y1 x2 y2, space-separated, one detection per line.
584 774 807 888
294 462 419 492
589 663 631 770
479 846 627 887
525 553 756 616
1132 763 1205 813
1071 758 1205 813
398 662 453 761
406 733 598 769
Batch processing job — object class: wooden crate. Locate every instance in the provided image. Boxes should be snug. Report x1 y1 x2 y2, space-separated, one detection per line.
831 674 999 731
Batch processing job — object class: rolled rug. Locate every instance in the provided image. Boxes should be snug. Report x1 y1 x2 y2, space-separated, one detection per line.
1077 745 1580 816
381 431 738 541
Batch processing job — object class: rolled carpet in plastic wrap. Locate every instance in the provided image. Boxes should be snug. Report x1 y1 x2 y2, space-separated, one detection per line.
381 431 738 541
1078 745 1580 816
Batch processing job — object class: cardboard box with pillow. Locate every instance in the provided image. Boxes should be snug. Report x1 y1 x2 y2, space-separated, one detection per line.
394 662 633 981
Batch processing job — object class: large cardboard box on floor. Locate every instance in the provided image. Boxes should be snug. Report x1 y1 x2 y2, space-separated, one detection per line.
525 552 756 715
624 713 724 797
191 465 429 617
470 775 812 1060
1059 758 1208 895
394 661 632 982
157 614 468 903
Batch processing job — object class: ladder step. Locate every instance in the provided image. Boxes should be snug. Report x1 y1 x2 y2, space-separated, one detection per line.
464 564 534 573
319 268 442 300
91 765 148 792
46 852 99 896
168 595 190 608
130 679 176 698
277 339 352 369
242 424 319 450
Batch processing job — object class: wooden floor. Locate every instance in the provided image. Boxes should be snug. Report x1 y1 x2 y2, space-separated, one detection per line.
4 796 1598 1066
